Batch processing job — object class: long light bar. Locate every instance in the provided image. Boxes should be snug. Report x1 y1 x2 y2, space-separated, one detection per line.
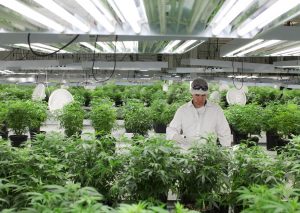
0 0 64 32
161 40 181 53
111 0 142 33
237 0 300 36
32 0 89 32
269 44 300 56
210 0 238 25
96 42 113 52
114 42 124 52
184 41 205 53
0 47 8 51
236 40 282 56
123 41 138 52
224 39 264 57
174 40 198 53
107 0 126 22
31 43 70 53
212 0 255 35
15 43 55 53
80 42 101 53
75 0 115 33
90 0 115 22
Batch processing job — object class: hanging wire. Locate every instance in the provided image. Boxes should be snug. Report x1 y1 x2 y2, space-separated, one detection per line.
231 59 244 90
91 35 118 82
27 33 79 57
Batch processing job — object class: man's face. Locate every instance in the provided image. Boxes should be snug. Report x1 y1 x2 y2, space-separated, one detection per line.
192 94 207 108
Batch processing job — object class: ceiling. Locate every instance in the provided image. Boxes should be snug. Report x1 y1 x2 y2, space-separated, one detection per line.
0 0 300 85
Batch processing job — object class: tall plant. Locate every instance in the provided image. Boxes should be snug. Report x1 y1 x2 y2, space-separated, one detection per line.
57 102 85 137
124 102 152 136
115 136 183 202
90 103 116 136
6 100 31 135
178 135 231 209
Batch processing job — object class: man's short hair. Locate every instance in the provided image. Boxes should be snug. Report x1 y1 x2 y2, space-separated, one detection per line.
190 78 208 95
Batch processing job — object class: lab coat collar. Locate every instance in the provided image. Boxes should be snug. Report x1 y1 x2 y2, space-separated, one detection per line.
188 100 213 108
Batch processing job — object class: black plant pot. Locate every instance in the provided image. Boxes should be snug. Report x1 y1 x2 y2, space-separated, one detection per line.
153 123 167 133
115 100 123 107
230 126 248 145
0 123 9 140
266 131 289 151
9 135 28 147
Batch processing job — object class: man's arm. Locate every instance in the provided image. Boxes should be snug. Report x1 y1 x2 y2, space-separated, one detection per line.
166 108 185 142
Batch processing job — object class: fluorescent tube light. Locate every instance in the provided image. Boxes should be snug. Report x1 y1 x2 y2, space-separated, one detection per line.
32 0 89 32
123 41 138 52
15 43 54 53
224 39 264 57
270 44 300 56
111 0 142 33
138 0 149 23
212 0 255 35
32 43 70 53
183 41 205 53
236 40 282 56
0 0 64 32
211 0 238 24
107 0 126 22
113 42 124 52
0 47 8 51
75 0 115 33
90 0 115 22
161 40 181 53
96 42 113 52
174 40 197 53
237 0 300 36
80 42 101 53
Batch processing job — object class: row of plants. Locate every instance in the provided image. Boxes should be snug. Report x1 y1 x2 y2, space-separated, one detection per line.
2 83 300 107
224 102 300 149
1 133 300 212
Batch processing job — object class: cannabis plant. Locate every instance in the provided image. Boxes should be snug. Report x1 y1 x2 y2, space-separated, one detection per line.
115 136 183 202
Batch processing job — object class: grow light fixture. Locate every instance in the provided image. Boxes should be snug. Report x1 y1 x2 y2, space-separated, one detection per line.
0 0 64 32
269 44 300 56
90 0 115 22
75 0 115 33
32 0 90 32
211 0 255 36
123 41 138 53
96 42 113 52
161 40 181 53
108 0 143 33
174 40 198 53
80 42 101 53
237 0 300 36
235 40 282 57
0 47 8 51
210 0 238 25
31 43 70 53
14 43 69 54
224 39 264 57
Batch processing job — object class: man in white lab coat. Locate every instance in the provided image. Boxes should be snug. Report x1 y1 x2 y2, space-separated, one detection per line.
166 78 232 149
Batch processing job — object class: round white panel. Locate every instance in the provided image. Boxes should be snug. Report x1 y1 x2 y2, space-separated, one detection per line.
32 83 46 101
209 91 221 102
48 89 74 112
226 88 247 105
163 83 168 92
241 85 248 93
219 84 230 91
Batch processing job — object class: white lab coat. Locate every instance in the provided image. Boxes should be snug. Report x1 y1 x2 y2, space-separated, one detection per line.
166 101 232 149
